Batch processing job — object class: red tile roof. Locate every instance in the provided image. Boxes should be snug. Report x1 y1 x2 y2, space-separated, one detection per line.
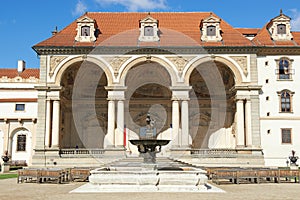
34 12 254 47
235 28 260 35
0 69 40 79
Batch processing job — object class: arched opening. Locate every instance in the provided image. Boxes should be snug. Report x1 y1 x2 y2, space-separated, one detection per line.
189 61 236 149
124 62 172 140
10 128 31 165
60 61 108 149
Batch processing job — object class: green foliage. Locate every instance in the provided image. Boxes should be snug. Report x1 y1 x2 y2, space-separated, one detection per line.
0 174 18 179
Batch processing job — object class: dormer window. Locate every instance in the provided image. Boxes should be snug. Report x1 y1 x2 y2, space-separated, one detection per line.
139 14 159 42
81 26 90 36
207 25 216 36
75 15 97 42
268 10 293 41
200 13 222 42
277 24 286 34
144 26 154 36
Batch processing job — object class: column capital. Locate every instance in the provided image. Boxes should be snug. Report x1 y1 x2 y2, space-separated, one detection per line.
169 85 192 91
171 97 190 101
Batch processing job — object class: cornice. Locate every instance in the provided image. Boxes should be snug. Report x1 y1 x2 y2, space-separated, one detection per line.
33 45 300 56
33 46 259 55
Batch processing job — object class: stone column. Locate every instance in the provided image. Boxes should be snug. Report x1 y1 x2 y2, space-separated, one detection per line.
181 100 190 147
45 100 51 148
105 100 115 148
236 99 245 147
172 100 180 147
245 99 252 147
116 100 124 147
51 100 60 148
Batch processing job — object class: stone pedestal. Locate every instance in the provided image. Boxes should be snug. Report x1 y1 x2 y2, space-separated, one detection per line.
1 163 10 173
290 164 298 170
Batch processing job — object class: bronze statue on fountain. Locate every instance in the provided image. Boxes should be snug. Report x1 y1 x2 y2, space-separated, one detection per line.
130 113 170 163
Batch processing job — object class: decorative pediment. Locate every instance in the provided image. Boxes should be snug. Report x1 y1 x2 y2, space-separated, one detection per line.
75 15 97 42
267 10 293 41
138 14 159 42
200 13 222 42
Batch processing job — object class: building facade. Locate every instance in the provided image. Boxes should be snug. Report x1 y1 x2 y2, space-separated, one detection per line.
1 11 300 167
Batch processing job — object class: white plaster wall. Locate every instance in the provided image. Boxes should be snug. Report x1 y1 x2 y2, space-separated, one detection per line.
258 55 300 167
0 102 37 118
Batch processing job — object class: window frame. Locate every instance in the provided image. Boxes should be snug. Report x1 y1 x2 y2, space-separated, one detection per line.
16 134 26 152
144 26 154 36
81 26 90 37
277 24 287 35
277 90 294 113
207 25 216 36
275 57 294 81
281 128 292 144
15 103 25 111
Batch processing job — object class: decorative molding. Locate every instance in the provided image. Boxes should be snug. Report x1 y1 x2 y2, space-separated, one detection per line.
103 56 130 77
167 56 195 75
49 56 67 77
230 56 248 76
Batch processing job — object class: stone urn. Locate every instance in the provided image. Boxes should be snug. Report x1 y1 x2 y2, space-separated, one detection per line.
1 151 9 163
289 150 298 165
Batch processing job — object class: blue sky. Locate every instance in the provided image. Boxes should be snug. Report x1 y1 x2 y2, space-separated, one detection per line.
1 0 300 69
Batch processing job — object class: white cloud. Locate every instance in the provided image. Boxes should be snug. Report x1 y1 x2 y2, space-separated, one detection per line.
290 9 300 31
72 0 88 16
96 0 167 12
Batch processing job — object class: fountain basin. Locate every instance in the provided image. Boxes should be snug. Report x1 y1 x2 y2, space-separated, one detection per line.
89 168 208 192
129 139 170 147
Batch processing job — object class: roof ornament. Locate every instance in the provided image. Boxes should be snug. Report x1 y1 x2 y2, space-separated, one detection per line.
280 9 283 15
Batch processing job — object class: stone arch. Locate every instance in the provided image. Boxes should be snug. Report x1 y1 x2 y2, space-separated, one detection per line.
53 56 114 86
184 55 244 85
119 56 178 86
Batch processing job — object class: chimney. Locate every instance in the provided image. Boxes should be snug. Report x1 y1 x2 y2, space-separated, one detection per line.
52 26 58 36
17 60 26 73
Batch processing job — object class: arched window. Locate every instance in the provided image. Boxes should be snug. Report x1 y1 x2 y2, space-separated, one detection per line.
279 59 290 79
81 26 90 36
276 57 293 80
17 134 26 151
207 25 216 36
277 24 286 34
144 26 154 36
280 90 293 112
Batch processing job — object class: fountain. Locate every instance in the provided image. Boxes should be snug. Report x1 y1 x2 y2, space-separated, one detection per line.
130 113 170 164
85 113 210 192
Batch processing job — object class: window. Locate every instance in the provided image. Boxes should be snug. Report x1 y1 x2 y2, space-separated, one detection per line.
207 25 216 36
144 26 154 36
281 129 292 144
81 26 90 36
280 91 291 112
277 24 286 34
17 134 26 151
15 104 25 111
279 59 290 79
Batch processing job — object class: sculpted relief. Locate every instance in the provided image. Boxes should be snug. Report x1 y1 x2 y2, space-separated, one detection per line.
230 56 248 77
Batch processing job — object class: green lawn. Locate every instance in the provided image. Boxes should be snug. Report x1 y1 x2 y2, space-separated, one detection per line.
0 174 18 179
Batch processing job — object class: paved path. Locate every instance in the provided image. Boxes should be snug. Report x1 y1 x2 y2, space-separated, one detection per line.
0 178 299 200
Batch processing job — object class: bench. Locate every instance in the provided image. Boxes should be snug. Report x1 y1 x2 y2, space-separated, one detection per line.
70 168 92 182
17 168 70 184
